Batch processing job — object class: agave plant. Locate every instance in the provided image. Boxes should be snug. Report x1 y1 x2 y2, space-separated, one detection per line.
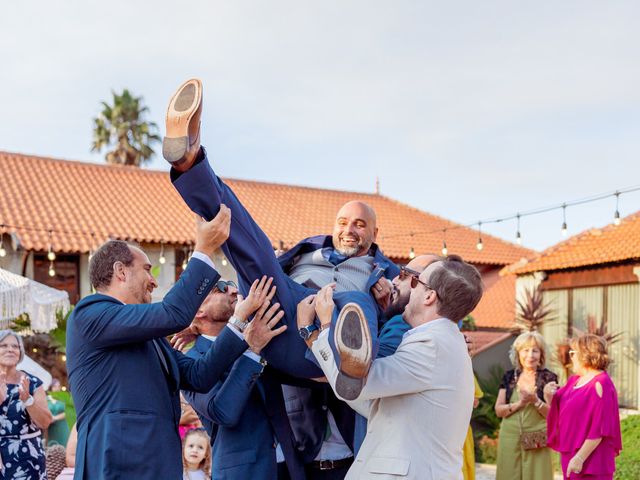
514 285 554 332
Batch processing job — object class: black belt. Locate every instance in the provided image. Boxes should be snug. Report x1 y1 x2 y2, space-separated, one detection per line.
309 457 354 471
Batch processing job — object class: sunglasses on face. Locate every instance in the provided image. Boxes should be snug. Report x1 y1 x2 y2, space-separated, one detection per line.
399 265 436 292
214 280 237 293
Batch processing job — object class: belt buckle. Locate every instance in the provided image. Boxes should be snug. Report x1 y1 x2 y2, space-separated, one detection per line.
319 460 334 471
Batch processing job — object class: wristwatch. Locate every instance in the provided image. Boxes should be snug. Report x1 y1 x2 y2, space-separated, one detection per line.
298 324 319 340
23 395 35 407
228 315 249 332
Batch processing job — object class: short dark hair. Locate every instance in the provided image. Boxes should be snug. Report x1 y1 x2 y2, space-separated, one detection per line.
429 254 483 322
89 240 135 290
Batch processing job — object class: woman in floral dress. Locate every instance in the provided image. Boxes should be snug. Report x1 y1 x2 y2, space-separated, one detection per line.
0 330 53 479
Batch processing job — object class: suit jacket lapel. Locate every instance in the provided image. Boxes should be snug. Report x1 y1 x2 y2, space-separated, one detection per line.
154 338 180 393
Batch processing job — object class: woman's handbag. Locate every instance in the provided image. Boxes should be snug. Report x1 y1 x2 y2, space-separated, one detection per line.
519 429 547 450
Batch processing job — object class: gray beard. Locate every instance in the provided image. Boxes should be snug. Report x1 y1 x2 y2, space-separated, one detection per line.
335 245 360 257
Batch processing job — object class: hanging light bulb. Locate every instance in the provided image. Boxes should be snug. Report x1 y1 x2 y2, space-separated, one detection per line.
0 231 6 258
441 240 448 257
409 247 416 259
182 259 188 269
561 204 568 237
613 192 621 226
515 214 522 245
158 241 166 264
221 258 228 267
47 230 56 261
48 261 56 277
476 223 483 251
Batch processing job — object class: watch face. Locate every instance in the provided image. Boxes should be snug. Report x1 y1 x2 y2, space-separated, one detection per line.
298 327 310 340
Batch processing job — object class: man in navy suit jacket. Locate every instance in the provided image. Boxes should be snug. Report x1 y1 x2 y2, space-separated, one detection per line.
67 208 281 480
180 279 305 479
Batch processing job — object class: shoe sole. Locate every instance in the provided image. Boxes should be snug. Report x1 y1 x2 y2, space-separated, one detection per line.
162 79 202 165
334 303 371 400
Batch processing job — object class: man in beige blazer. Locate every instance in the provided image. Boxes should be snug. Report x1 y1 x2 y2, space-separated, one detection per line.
298 255 483 479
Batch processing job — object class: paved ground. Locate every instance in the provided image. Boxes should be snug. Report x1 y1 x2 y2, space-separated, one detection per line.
475 463 564 479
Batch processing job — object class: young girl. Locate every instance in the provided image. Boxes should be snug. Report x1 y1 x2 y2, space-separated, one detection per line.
182 428 212 480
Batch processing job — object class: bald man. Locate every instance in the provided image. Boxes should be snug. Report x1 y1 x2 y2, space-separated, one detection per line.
164 79 399 395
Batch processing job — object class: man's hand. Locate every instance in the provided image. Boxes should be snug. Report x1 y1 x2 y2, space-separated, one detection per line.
234 276 275 321
194 204 231 257
296 295 317 330
371 277 392 311
315 284 336 327
171 323 200 352
243 301 287 355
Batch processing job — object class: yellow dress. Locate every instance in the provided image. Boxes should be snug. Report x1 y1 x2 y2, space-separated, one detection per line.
462 376 484 480
496 390 553 480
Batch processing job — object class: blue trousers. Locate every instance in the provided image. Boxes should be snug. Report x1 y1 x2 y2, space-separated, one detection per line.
171 152 379 378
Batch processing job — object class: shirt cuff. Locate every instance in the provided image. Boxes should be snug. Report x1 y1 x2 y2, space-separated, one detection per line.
191 251 216 270
243 350 262 363
225 324 244 340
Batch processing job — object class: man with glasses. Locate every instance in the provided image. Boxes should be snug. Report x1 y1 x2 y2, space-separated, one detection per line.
301 255 483 479
181 276 305 480
163 79 399 399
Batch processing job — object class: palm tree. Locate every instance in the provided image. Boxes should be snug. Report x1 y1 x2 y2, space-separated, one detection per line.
91 89 160 166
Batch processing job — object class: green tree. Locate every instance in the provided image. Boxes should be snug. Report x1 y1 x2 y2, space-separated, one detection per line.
91 89 160 166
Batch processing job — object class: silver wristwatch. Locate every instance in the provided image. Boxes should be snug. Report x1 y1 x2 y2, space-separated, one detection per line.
228 315 248 332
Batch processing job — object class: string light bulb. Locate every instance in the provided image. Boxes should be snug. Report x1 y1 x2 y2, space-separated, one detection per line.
476 223 483 251
221 258 228 266
48 261 56 277
0 230 6 258
561 204 568 237
158 241 166 265
47 230 56 261
613 192 621 226
441 241 448 257
409 247 416 259
515 214 522 245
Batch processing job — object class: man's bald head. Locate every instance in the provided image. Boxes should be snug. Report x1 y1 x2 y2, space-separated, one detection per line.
332 201 379 257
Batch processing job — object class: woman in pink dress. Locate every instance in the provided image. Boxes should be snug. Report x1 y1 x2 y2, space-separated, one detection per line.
544 334 622 479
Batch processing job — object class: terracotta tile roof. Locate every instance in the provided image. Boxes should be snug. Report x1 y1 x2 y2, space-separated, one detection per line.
466 330 514 355
471 274 517 329
508 211 640 274
0 151 534 265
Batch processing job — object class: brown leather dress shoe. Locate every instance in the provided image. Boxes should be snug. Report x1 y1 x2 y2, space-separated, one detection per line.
334 302 372 400
162 78 203 172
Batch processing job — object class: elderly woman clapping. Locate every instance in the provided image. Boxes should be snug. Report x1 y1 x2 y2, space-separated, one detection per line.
0 330 52 479
545 334 622 479
494 331 557 480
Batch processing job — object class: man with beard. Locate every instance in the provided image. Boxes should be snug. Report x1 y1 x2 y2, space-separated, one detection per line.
181 277 305 479
164 78 399 400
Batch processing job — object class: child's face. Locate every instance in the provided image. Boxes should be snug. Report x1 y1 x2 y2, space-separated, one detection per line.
184 435 208 468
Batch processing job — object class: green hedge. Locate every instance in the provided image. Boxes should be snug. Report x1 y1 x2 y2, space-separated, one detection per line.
616 414 640 480
50 391 76 428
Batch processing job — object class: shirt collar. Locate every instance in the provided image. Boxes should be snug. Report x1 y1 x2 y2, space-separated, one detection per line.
201 334 217 342
402 317 452 340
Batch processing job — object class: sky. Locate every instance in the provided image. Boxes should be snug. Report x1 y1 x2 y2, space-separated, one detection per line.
2 1 639 252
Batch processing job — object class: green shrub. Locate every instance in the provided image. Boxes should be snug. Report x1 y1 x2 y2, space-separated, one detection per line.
616 414 640 479
478 435 498 464
50 391 76 428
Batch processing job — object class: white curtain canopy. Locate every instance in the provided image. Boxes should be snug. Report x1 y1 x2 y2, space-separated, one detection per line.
0 268 70 331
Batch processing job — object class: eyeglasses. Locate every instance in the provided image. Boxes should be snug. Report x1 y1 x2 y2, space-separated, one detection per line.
214 280 237 293
400 265 437 293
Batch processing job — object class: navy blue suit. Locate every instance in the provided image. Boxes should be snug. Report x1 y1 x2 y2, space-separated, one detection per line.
171 153 399 378
183 336 305 480
67 258 248 480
